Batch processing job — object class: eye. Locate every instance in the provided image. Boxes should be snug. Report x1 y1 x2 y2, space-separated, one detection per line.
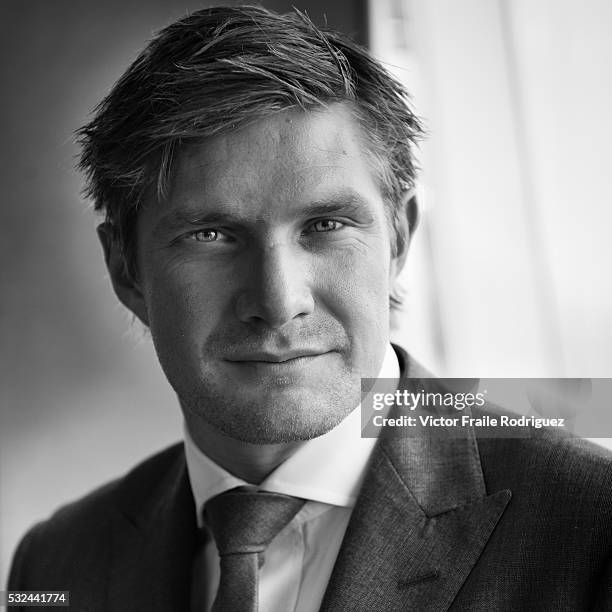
309 219 345 233
191 229 220 242
178 227 234 248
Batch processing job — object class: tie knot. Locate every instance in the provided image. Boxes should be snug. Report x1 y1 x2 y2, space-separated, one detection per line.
204 488 306 556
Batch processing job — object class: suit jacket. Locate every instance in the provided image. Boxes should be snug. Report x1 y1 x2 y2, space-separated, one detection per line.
8 347 612 611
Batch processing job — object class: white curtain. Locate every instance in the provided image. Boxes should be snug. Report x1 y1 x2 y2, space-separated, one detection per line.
370 0 612 382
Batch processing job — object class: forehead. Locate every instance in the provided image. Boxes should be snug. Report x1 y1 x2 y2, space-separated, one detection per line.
162 104 383 217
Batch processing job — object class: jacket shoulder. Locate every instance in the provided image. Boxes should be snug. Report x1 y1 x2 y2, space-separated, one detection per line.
8 442 185 591
476 411 612 489
477 423 612 535
29 442 184 534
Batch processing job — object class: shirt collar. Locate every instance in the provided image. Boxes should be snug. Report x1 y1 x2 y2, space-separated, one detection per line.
184 344 400 524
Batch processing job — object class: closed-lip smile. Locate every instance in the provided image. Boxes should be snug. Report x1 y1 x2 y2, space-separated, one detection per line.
226 350 330 363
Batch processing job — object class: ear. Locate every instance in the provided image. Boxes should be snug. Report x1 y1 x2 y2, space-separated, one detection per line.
390 189 419 279
97 223 149 326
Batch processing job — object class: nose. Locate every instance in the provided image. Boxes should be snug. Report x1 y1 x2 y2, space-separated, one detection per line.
235 241 314 328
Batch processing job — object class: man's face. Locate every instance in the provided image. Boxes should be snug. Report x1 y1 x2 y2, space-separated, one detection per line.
132 104 404 443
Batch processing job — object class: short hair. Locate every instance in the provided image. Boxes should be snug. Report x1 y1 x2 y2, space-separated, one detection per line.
77 4 424 280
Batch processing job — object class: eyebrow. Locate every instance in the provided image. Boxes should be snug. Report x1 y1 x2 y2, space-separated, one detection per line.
153 190 374 235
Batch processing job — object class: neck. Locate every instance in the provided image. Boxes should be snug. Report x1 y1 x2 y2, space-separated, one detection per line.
185 416 302 484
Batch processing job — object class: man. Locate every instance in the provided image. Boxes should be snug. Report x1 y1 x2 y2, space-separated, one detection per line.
8 5 612 611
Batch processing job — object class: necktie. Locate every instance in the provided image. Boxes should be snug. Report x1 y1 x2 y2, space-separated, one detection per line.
204 487 306 612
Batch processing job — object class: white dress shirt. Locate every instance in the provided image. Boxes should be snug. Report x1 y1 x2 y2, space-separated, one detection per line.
185 343 400 612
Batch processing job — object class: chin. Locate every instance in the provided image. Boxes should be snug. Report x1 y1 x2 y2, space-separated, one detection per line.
187 385 358 445
216 412 349 444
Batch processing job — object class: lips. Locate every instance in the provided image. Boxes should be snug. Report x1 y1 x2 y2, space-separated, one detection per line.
226 349 331 363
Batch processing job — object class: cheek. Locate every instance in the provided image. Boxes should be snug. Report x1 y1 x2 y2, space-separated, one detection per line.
315 242 392 335
143 262 229 350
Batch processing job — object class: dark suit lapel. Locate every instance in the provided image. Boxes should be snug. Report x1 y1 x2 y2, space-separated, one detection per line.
107 449 197 612
321 366 512 612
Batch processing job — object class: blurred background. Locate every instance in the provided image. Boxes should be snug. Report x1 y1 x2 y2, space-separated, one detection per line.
2 0 612 584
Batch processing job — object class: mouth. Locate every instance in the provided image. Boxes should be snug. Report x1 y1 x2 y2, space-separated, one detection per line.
222 350 337 385
226 350 332 364
223 351 336 380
